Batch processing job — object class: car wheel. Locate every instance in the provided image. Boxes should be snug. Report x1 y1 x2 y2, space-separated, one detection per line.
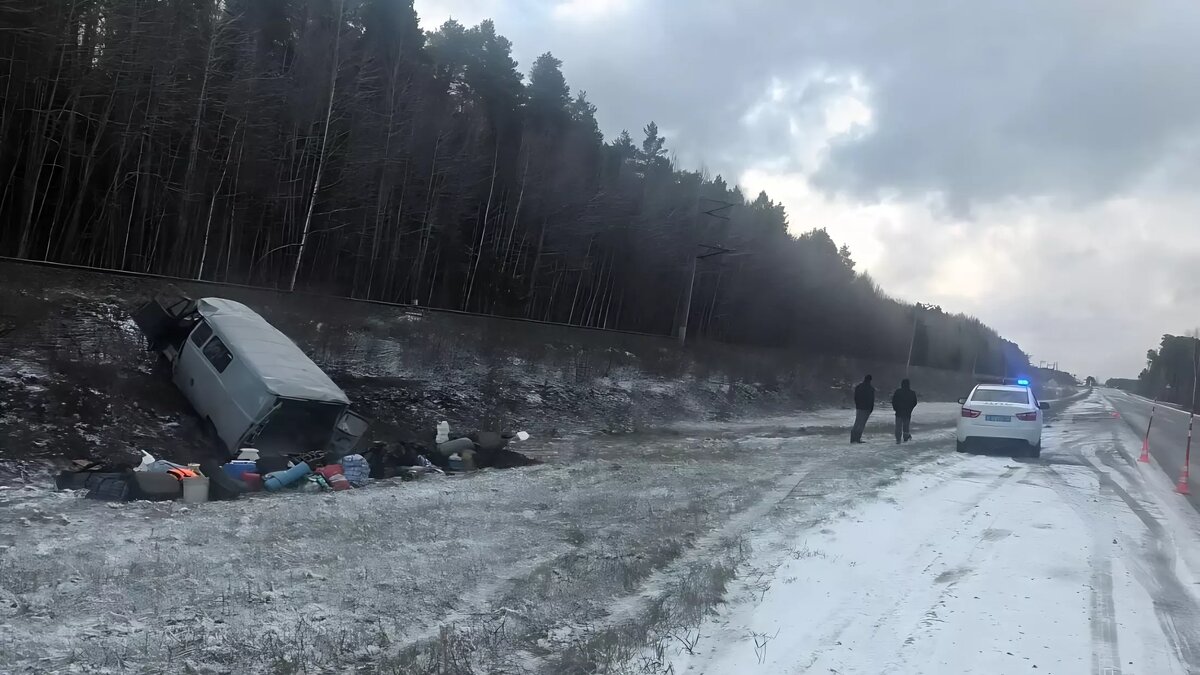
1029 442 1041 459
956 440 967 453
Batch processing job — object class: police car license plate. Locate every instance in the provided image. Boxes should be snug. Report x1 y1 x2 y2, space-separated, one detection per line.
985 415 1011 422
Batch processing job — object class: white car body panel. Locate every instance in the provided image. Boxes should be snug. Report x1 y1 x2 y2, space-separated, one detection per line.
956 385 1044 447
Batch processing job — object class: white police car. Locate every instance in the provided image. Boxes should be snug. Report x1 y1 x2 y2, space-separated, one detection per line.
956 379 1050 457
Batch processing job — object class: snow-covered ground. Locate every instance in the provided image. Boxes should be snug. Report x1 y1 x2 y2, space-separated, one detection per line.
665 391 1200 674
0 404 964 674
6 394 1157 675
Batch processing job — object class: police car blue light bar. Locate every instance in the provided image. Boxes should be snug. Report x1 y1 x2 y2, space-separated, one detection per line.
1016 378 1030 386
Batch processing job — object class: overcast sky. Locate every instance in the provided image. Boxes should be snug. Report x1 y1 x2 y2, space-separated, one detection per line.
413 0 1200 379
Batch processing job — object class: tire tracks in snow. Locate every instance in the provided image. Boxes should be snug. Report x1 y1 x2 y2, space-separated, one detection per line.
1089 433 1200 672
1041 461 1125 675
1042 413 1200 675
878 464 1029 674
787 460 1028 674
1036 395 1131 674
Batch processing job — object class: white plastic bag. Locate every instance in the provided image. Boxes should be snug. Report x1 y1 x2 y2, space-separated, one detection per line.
135 450 155 472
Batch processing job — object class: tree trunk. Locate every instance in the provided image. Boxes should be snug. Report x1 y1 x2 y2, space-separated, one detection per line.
177 10 221 268
464 140 499 310
413 133 441 301
198 122 237 280
288 0 345 292
525 217 547 317
500 151 529 275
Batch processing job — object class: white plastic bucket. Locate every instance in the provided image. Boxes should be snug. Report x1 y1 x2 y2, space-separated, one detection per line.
181 477 210 504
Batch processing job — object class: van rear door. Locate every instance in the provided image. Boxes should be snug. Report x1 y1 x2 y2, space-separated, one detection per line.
329 411 369 455
132 295 198 355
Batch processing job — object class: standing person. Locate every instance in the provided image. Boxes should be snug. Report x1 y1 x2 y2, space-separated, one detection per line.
851 375 875 443
892 379 919 444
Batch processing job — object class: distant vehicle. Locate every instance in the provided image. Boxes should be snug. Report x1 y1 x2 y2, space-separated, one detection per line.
133 295 368 458
956 382 1050 457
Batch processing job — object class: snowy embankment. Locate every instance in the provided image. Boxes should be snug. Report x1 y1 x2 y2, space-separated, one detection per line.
665 392 1200 674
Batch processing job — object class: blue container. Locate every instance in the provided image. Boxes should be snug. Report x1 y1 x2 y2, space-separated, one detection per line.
263 462 312 492
223 460 257 481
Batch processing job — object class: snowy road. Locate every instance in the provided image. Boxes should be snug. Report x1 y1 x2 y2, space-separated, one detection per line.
1105 388 1200 508
667 391 1200 674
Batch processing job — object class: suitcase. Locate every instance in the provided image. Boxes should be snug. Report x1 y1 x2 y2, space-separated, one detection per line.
84 473 131 502
129 471 182 501
255 456 291 475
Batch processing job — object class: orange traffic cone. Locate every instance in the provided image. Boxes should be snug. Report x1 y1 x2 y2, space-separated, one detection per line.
1138 436 1151 463
1177 467 1191 496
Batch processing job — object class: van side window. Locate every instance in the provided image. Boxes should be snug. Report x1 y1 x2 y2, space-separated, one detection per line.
190 321 214 348
201 336 234 373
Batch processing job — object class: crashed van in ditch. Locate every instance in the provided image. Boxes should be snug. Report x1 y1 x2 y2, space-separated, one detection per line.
133 295 368 458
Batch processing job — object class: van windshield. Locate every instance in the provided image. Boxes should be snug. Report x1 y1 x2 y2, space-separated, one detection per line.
254 399 345 455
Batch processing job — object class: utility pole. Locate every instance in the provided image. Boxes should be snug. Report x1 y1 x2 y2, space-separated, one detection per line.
678 197 736 346
679 244 734 345
906 305 923 375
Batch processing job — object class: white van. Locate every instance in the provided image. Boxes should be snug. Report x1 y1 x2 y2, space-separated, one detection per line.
134 295 368 457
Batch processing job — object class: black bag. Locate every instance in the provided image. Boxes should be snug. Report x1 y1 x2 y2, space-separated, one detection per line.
469 431 511 454
129 472 182 501
56 468 99 491
84 473 132 502
199 460 245 501
256 456 291 475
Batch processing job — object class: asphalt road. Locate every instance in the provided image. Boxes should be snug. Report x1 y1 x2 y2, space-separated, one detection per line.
1104 387 1200 509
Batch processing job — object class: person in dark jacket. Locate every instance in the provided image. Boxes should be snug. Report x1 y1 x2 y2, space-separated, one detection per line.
892 379 919 444
851 375 875 443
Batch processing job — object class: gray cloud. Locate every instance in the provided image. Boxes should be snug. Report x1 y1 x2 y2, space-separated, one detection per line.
422 0 1200 206
416 0 1200 377
811 1 1200 211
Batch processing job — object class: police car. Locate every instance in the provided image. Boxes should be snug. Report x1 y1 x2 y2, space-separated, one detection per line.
956 379 1050 457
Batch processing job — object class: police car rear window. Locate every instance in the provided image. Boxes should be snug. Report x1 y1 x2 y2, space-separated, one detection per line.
970 389 1028 404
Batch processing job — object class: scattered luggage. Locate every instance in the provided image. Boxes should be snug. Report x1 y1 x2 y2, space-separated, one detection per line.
55 464 124 491
200 459 246 501
52 424 538 509
255 456 291 475
181 477 210 504
85 473 131 502
316 465 351 491
223 460 257 481
264 462 312 492
340 454 370 487
130 472 183 501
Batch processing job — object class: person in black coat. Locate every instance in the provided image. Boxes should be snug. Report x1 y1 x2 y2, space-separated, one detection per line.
892 379 919 444
851 375 875 443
